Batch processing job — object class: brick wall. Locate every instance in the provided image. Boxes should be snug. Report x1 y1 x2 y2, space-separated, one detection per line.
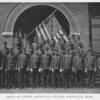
0 3 89 50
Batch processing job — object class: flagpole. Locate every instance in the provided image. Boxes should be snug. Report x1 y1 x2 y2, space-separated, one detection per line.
26 9 57 39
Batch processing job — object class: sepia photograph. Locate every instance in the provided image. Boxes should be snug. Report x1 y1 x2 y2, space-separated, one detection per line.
0 2 100 95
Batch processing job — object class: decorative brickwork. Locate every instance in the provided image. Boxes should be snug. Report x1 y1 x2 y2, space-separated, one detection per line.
3 3 80 34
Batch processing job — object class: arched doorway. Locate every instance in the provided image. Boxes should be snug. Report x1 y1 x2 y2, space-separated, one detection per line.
13 5 70 42
3 3 80 34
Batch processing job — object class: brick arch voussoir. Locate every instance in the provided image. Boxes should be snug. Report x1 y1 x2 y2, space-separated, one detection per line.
3 3 80 34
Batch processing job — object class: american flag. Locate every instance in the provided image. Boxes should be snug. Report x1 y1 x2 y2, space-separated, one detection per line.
35 11 68 44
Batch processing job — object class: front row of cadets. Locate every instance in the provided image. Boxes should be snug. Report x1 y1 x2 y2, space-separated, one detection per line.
0 41 99 89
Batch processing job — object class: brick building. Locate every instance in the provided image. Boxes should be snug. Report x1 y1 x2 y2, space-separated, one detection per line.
0 3 96 51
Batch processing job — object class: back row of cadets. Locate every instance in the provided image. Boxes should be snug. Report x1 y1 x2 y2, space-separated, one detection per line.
0 36 98 89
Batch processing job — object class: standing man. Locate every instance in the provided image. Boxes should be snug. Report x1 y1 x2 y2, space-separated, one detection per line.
58 46 64 88
25 42 32 87
47 46 53 88
84 46 96 88
0 50 3 88
63 49 73 88
1 41 9 88
72 48 84 88
13 45 20 88
39 46 51 88
6 48 15 88
18 48 28 88
50 48 61 88
29 47 39 88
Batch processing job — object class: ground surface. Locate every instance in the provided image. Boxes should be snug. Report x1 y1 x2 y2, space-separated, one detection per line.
0 88 100 93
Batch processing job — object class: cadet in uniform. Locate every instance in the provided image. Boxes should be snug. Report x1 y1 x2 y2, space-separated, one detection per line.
96 55 100 86
40 45 50 88
25 42 32 87
29 48 39 88
13 45 20 88
63 49 73 88
18 48 28 88
32 37 38 50
47 46 54 87
58 46 64 88
72 48 84 88
0 50 3 88
84 46 96 88
6 48 15 88
1 42 9 88
50 48 61 88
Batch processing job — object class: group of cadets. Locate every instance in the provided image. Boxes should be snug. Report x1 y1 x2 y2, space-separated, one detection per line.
0 32 99 89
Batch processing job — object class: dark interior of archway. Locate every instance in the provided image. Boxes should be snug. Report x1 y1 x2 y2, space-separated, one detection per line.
14 5 70 42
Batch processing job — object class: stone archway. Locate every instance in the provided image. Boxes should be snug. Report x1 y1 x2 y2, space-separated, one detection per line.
3 3 81 34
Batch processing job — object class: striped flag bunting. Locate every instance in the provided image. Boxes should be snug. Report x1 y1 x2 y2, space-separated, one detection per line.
42 22 51 40
39 24 47 41
35 10 69 44
36 27 42 42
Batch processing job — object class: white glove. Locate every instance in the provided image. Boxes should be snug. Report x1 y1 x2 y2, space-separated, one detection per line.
0 67 2 70
60 69 63 72
84 68 87 72
49 67 52 71
15 68 17 70
72 67 76 73
30 68 33 72
39 68 43 72
94 68 97 72
52 68 54 72
17 68 20 71
26 68 29 71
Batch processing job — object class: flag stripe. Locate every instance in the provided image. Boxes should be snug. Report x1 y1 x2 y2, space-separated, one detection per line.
53 35 58 43
42 22 51 40
56 32 61 39
63 35 69 42
41 23 49 41
59 29 63 35
36 28 41 40
38 27 44 41
39 24 47 40
59 29 68 42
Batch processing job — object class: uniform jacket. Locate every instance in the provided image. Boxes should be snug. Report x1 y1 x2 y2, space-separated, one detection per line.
72 55 83 71
18 53 28 69
30 53 39 69
51 54 61 70
1 47 9 69
96 57 100 69
63 53 72 69
85 54 95 71
40 53 50 70
6 54 15 70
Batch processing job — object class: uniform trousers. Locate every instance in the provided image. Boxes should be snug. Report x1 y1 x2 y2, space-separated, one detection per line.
64 69 72 88
20 68 27 88
7 69 16 88
52 69 60 88
0 69 5 88
1 69 6 88
32 68 39 88
59 71 64 88
73 70 83 88
76 70 83 87
87 70 95 88
42 69 50 88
